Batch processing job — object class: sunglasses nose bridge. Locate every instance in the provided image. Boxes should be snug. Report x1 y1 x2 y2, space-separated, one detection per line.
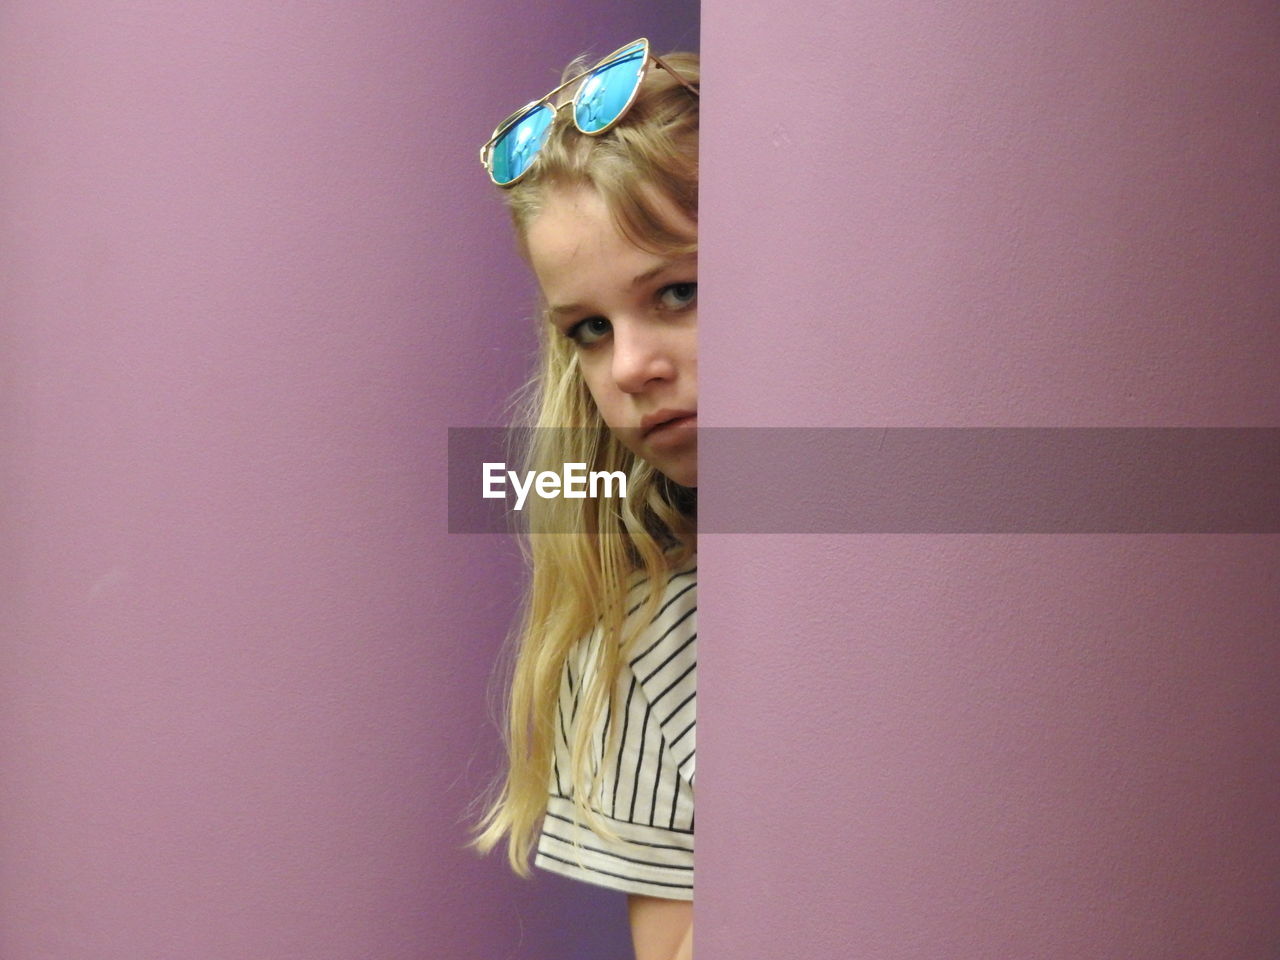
484 39 679 186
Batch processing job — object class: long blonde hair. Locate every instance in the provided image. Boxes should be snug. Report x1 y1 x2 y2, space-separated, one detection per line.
470 47 700 876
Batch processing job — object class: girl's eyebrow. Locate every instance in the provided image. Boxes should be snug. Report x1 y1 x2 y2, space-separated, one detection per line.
547 302 585 320
629 253 697 289
548 254 697 318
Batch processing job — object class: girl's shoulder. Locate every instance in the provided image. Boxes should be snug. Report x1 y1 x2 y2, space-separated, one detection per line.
622 550 697 597
619 554 697 665
622 554 695 614
574 554 696 670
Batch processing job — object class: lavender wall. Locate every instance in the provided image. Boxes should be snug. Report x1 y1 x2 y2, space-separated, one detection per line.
1 4 696 959
699 2 1277 958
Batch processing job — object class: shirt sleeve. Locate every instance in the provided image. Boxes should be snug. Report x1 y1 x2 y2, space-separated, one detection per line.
534 563 697 900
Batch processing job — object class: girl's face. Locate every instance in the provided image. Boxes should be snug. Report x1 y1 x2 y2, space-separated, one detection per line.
525 184 698 487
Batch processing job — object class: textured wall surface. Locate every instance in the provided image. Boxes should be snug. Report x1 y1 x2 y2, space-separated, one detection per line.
0 4 696 958
698 1 1277 957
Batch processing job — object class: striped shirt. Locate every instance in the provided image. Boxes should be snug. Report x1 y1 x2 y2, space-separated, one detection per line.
534 558 697 900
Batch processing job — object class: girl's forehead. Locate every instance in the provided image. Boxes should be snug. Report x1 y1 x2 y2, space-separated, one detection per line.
527 190 653 281
524 183 696 315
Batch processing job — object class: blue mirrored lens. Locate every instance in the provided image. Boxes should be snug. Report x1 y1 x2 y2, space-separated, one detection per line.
574 42 646 133
490 103 555 184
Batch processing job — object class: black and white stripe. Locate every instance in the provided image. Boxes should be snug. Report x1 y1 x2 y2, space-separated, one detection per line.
534 559 697 900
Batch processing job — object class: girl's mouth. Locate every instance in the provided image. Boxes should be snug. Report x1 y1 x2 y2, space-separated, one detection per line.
645 414 697 447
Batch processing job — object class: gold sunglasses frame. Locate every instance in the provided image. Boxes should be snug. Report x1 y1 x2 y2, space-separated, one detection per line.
479 37 700 188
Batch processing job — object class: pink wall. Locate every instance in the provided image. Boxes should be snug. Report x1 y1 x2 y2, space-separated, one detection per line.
698 1 1277 957
1 3 695 958
7 1 1276 956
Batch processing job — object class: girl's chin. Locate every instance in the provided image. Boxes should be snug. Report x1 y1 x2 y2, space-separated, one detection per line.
627 439 696 488
656 462 697 488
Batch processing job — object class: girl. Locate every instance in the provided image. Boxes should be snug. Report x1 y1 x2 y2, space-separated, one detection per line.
470 40 700 960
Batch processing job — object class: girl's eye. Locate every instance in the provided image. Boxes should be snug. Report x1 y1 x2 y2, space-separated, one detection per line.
659 281 697 311
566 316 611 347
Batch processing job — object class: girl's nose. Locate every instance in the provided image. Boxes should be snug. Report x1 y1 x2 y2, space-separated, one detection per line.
610 319 677 393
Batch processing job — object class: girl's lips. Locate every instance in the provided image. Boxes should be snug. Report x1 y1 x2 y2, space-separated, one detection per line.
645 414 697 448
641 408 697 436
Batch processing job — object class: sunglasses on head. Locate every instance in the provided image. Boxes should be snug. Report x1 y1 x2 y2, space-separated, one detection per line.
479 38 699 188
